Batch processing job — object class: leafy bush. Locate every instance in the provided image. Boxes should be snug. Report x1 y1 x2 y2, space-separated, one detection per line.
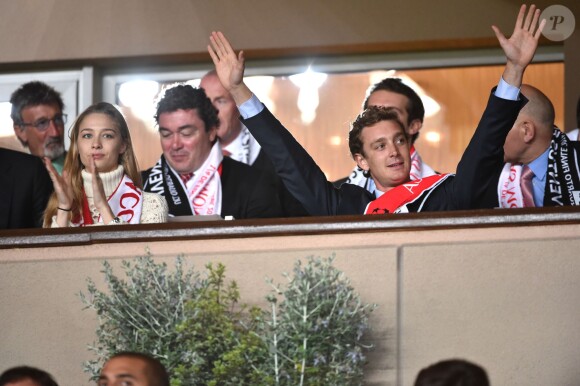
263 255 376 385
79 252 204 380
81 254 375 385
171 263 271 386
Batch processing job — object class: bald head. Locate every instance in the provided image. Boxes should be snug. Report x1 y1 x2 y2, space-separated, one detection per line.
503 84 555 164
520 84 555 132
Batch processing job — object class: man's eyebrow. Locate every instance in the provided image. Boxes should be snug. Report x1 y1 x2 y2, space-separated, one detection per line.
158 125 195 132
116 373 137 379
369 137 387 146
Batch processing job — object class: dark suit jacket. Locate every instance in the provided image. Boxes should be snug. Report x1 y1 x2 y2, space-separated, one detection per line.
248 148 309 217
0 148 53 229
142 156 283 219
241 91 526 215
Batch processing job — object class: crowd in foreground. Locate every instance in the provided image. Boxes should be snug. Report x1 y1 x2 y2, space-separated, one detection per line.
0 353 490 386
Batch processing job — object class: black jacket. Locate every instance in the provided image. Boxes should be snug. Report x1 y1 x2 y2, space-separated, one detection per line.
241 90 526 215
0 148 53 228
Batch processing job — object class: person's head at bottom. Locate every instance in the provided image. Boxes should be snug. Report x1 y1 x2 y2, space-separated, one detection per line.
0 366 58 386
97 352 169 386
414 359 490 386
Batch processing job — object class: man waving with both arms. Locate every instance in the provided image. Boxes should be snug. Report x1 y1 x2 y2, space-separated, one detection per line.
207 4 545 215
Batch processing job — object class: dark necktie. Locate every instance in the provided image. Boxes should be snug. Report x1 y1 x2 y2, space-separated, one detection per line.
520 165 535 207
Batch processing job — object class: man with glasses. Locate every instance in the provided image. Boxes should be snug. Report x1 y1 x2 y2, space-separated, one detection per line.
10 81 67 173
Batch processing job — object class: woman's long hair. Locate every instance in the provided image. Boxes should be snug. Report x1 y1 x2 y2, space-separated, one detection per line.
43 102 141 227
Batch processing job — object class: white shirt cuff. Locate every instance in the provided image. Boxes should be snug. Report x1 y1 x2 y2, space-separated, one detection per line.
495 77 520 101
238 93 264 119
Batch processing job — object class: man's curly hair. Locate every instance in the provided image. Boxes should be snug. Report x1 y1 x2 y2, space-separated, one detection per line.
348 106 407 158
155 84 219 132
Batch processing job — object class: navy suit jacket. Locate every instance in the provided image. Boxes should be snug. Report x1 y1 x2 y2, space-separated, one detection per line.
241 91 527 215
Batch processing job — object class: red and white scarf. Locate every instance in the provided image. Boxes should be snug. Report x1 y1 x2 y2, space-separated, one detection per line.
498 129 580 208
347 145 436 193
221 124 261 165
184 142 223 215
409 145 436 181
498 164 525 208
73 169 143 226
365 174 451 214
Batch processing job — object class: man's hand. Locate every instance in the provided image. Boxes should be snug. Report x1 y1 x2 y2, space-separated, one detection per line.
492 4 546 88
207 31 253 105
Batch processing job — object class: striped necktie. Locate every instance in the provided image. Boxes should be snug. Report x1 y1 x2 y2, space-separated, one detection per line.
520 165 535 207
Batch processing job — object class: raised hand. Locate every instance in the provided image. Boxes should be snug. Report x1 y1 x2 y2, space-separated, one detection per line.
207 31 253 104
43 157 73 210
87 156 115 224
492 4 546 87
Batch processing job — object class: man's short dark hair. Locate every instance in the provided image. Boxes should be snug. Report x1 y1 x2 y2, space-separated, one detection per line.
155 84 219 132
363 77 425 143
109 352 169 386
0 366 59 386
9 81 64 126
349 106 407 158
414 359 489 386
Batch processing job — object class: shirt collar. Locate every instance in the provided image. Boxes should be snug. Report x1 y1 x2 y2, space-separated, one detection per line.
527 147 549 181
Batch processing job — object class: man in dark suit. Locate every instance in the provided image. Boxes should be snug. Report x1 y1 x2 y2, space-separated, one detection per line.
0 147 53 229
142 84 283 219
207 4 544 215
200 70 308 217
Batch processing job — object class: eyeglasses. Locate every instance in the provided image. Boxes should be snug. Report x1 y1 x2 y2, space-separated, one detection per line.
20 114 68 132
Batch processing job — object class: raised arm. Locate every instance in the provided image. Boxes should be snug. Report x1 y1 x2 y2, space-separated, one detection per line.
451 4 544 210
206 31 366 215
492 4 545 87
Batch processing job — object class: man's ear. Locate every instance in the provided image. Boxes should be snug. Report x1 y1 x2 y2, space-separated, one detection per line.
521 121 536 143
354 153 369 172
13 125 28 146
407 119 422 136
209 126 218 143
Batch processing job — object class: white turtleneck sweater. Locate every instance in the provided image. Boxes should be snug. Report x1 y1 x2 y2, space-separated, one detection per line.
51 165 167 227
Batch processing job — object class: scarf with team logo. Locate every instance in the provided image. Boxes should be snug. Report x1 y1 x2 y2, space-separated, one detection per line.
73 173 143 226
498 129 580 207
346 145 436 193
144 143 223 216
365 174 452 214
221 124 261 165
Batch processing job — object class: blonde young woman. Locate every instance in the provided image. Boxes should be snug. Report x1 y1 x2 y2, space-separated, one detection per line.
43 102 168 227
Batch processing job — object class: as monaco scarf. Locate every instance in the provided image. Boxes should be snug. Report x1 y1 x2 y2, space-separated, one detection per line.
365 174 452 214
347 146 435 193
222 124 261 165
144 143 223 216
74 174 143 225
498 129 580 207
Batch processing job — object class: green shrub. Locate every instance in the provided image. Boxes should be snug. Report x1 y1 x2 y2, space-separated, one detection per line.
79 253 204 380
81 254 375 385
263 255 376 385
